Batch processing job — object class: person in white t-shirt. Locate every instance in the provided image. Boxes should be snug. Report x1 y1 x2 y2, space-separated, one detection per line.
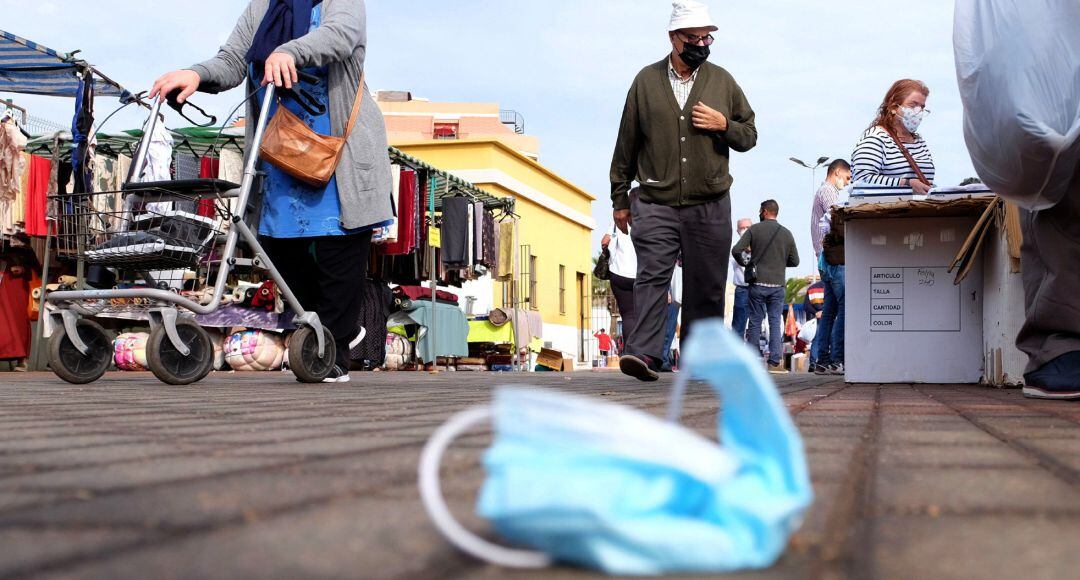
603 219 639 347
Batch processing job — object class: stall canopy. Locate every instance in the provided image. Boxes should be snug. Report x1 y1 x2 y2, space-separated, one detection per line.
0 30 130 98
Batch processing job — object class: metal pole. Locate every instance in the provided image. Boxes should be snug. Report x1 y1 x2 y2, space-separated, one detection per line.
427 175 438 372
28 223 54 371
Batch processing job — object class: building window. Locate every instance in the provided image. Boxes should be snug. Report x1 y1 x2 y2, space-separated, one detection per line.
559 265 566 314
529 255 538 310
433 122 458 140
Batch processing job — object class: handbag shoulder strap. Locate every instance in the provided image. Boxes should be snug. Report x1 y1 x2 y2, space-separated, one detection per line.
882 125 929 185
342 72 366 139
750 223 783 265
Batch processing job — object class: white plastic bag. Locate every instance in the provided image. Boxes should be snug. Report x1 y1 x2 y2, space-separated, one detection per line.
798 317 817 344
954 0 1080 210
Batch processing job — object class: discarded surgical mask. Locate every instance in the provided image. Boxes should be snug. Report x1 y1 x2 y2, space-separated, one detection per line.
418 318 813 575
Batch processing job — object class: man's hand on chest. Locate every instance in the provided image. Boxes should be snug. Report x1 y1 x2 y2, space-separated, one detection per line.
691 101 728 132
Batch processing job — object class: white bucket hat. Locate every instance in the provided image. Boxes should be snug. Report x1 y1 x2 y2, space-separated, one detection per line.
668 0 718 32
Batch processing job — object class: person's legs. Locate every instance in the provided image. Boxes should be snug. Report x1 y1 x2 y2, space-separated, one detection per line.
625 198 680 363
814 260 836 368
661 302 680 368
829 264 846 366
311 232 373 372
745 285 767 356
765 287 785 366
1016 182 1080 398
609 273 638 342
731 285 750 339
260 236 319 314
678 196 732 342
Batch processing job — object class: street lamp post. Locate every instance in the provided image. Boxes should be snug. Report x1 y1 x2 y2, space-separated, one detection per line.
789 156 831 193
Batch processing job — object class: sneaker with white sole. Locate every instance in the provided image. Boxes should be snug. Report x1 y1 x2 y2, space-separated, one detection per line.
829 363 845 376
322 364 351 384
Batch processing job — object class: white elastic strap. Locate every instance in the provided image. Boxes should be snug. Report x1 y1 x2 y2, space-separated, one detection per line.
418 405 551 569
666 367 693 423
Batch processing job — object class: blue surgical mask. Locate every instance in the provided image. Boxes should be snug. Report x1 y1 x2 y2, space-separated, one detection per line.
419 319 813 575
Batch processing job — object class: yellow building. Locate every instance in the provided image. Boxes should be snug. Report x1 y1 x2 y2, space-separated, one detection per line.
377 94 597 362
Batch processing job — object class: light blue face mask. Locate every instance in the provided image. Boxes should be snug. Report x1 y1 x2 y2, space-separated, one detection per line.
418 319 813 575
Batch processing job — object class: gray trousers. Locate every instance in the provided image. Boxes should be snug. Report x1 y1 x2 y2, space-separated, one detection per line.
627 195 732 360
1017 177 1080 374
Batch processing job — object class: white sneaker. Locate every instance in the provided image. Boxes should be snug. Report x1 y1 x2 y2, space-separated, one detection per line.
322 364 351 383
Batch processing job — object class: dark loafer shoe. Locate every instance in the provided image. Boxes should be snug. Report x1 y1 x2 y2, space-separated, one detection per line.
620 354 660 382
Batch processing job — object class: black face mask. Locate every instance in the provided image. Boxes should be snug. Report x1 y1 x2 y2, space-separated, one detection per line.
679 42 710 70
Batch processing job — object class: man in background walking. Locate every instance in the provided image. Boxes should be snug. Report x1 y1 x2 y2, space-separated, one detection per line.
811 160 851 375
733 200 799 373
730 217 753 339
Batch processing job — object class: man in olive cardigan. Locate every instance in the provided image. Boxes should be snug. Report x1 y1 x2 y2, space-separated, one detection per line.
610 0 757 381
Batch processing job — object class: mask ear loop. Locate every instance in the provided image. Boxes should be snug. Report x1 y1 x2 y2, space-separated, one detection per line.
418 406 552 569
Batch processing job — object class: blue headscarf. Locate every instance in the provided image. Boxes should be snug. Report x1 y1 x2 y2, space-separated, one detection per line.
246 0 319 66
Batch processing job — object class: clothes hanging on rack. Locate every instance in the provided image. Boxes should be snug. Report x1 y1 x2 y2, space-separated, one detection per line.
23 155 51 237
140 121 174 183
441 195 469 266
482 210 497 270
175 154 201 180
384 168 418 255
91 153 125 232
498 219 515 279
0 122 27 237
0 245 37 359
197 156 219 218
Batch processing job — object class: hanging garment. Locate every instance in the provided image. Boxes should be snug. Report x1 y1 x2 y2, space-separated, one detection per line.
175 154 201 180
0 250 35 359
473 201 484 265
482 210 497 269
70 71 95 196
442 196 470 266
23 155 51 237
387 165 400 241
15 152 30 226
197 156 219 218
141 120 174 183
0 122 27 235
497 220 515 279
218 148 244 182
384 169 417 255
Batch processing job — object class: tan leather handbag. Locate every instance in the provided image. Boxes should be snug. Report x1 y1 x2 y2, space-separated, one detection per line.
259 73 365 187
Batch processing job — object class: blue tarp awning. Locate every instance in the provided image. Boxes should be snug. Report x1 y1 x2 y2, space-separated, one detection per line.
0 30 127 97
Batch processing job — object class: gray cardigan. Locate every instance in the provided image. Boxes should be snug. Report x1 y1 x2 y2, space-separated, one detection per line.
188 0 393 231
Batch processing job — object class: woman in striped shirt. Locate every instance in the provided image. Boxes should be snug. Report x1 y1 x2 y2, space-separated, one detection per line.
851 79 935 195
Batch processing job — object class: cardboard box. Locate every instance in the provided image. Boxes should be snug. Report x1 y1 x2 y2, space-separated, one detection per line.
561 357 576 372
536 348 564 371
845 215 984 383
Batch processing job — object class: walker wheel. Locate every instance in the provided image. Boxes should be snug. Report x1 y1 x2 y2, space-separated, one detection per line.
49 319 113 384
290 325 336 383
147 318 214 385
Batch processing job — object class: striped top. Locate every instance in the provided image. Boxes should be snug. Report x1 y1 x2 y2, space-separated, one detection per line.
851 126 935 187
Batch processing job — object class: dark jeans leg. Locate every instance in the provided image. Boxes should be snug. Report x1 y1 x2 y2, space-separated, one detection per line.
261 236 320 315
678 196 732 342
662 302 680 367
627 198 681 360
731 285 750 340
1016 181 1080 374
609 273 638 344
765 286 785 366
829 265 846 364
813 257 835 366
311 232 373 370
746 284 767 356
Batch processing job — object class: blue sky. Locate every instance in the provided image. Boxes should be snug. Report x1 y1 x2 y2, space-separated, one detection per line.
2 0 975 275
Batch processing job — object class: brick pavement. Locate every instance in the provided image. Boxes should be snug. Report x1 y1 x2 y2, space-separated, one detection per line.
0 371 1077 579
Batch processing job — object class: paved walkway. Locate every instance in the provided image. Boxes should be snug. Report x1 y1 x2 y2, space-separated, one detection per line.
0 371 1077 579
